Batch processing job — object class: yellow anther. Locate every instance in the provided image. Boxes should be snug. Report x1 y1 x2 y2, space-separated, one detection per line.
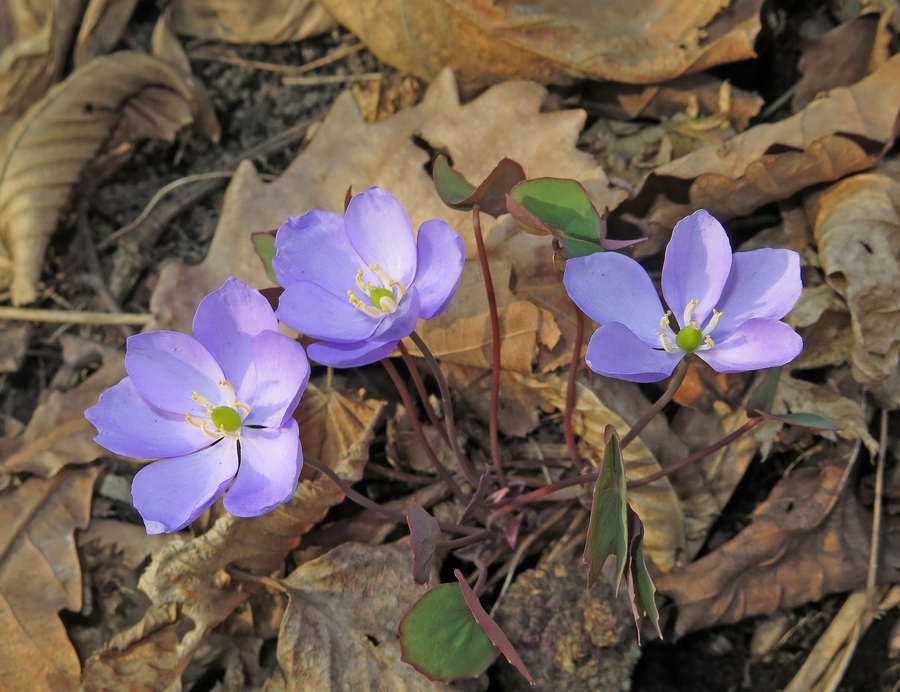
659 310 672 330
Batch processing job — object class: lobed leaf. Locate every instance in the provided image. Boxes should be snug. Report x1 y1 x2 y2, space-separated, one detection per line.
584 426 628 592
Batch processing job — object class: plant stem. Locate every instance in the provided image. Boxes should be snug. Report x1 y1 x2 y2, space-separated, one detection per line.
563 305 586 472
471 204 505 484
408 331 481 488
303 455 479 536
619 358 690 450
397 340 450 445
381 357 468 502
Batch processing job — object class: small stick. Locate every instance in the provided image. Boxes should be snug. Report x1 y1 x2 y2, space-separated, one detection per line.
619 358 690 450
0 306 153 326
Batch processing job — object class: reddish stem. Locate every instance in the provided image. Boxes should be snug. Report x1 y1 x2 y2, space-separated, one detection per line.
563 305 586 472
397 340 450 445
472 205 505 485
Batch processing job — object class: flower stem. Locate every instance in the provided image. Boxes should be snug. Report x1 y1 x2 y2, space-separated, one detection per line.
408 331 481 488
471 204 505 485
303 455 479 535
563 305 586 472
381 356 469 502
619 358 690 450
397 340 450 446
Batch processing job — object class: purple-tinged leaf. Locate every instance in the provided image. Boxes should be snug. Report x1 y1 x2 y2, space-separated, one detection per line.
584 425 628 593
251 230 278 284
407 500 440 586
460 471 492 523
399 582 497 682
454 570 535 685
746 367 781 417
433 155 526 218
753 409 841 432
625 506 661 643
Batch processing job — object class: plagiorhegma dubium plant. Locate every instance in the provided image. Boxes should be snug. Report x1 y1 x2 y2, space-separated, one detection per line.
86 165 835 685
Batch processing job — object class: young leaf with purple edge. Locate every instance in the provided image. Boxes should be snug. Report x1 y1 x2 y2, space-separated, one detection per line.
432 155 526 218
625 506 661 643
584 425 628 593
454 569 535 685
746 367 782 417
753 410 841 432
251 230 278 283
507 177 641 258
399 582 498 682
407 500 441 586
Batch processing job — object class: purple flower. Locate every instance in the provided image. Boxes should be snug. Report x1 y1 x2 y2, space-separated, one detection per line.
273 186 465 367
85 277 309 534
564 210 803 383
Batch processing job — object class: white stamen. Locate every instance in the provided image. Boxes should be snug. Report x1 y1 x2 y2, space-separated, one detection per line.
682 299 700 329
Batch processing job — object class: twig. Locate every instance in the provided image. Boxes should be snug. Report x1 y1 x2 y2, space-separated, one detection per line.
283 72 382 86
867 408 889 612
619 358 690 450
563 306 585 472
0 306 153 326
471 205 504 484
189 42 365 76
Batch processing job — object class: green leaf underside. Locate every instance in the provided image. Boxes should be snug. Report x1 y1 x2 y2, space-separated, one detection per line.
433 156 526 217
251 231 278 284
509 178 603 258
754 409 841 432
406 501 441 585
433 155 476 208
399 583 497 682
626 507 661 642
746 368 782 416
584 428 628 592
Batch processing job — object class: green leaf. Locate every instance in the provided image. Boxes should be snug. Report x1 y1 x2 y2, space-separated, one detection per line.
433 155 476 210
399 583 498 682
251 231 278 284
746 368 781 417
754 410 841 432
508 178 604 258
432 155 525 217
626 507 661 643
584 425 628 593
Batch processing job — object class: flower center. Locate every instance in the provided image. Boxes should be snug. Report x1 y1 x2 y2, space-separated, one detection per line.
347 264 404 317
657 299 723 354
185 379 250 439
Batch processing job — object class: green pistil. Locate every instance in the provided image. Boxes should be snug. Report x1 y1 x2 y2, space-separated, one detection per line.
210 406 242 432
675 325 703 352
368 287 396 311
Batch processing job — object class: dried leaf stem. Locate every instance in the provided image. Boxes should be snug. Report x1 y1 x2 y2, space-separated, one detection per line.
619 358 690 450
471 205 504 484
563 305 585 472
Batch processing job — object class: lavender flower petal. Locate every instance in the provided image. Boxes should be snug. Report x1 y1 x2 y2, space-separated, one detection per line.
86 378 210 458
713 249 802 338
131 441 238 534
662 210 732 325
585 322 684 383
125 331 226 413
192 277 277 396
344 187 417 288
370 288 421 342
245 330 310 428
698 319 803 373
273 210 373 297
564 252 664 345
277 280 382 342
414 219 465 319
224 421 302 517
307 338 398 368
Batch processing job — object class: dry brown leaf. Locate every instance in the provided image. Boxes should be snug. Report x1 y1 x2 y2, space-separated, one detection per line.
812 173 900 386
0 0 85 130
74 0 140 66
619 53 900 258
83 386 384 690
516 373 687 572
1 355 126 476
0 466 99 691
168 0 336 43
318 0 763 91
656 450 900 635
266 541 444 691
0 52 196 305
151 69 621 375
77 518 172 569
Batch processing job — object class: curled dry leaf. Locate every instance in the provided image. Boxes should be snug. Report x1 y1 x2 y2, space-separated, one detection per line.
169 0 336 44
0 0 84 128
267 542 444 692
74 0 140 66
0 52 196 305
812 173 900 386
516 373 687 572
0 466 99 692
82 386 384 690
619 53 900 257
656 449 900 636
318 0 763 91
152 68 621 376
1 355 126 477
